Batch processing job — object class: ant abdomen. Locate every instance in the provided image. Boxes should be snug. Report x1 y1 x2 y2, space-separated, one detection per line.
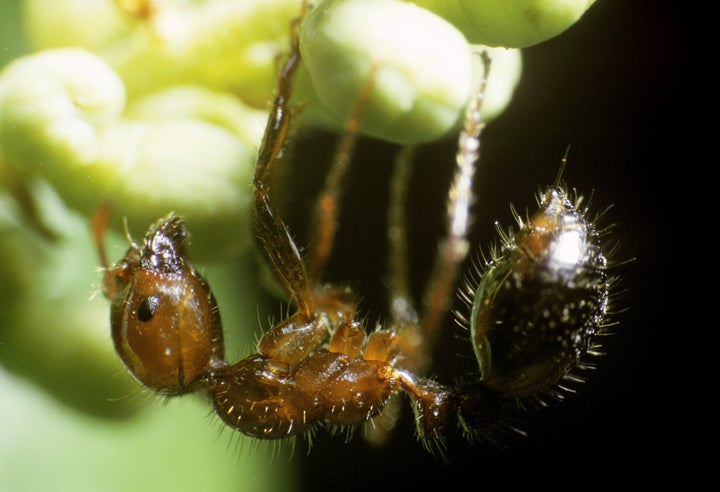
104 214 225 395
467 186 609 400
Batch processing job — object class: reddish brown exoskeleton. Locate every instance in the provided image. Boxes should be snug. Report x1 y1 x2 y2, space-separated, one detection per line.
94 3 616 455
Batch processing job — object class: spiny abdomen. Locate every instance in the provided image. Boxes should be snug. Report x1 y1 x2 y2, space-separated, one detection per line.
468 187 610 400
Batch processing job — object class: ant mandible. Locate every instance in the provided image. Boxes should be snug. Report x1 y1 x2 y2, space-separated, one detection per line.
93 3 614 454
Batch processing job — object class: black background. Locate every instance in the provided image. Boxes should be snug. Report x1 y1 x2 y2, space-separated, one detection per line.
278 0 695 489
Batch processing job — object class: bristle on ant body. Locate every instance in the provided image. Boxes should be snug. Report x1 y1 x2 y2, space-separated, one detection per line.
93 3 617 458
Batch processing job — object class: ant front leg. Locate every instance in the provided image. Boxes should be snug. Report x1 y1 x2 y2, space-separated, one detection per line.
247 4 341 369
203 4 449 443
252 14 313 322
201 4 374 440
203 25 329 432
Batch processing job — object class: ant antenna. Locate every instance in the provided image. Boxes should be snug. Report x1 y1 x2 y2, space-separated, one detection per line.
91 203 114 270
122 216 140 250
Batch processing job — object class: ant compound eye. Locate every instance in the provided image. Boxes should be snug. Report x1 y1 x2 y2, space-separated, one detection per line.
467 187 610 401
137 295 160 322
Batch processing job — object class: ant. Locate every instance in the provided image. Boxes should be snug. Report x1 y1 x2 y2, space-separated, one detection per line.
93 3 615 456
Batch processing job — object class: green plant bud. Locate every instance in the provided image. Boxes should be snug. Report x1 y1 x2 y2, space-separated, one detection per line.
409 0 596 47
294 43 521 141
0 47 126 215
299 0 478 144
23 0 301 107
98 118 255 258
0 48 260 260
22 0 136 52
0 48 125 168
108 0 300 105
125 85 268 151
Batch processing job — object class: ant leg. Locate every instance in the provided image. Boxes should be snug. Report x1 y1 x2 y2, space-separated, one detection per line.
91 203 136 301
414 51 492 370
386 146 424 364
360 146 419 446
387 146 418 325
91 206 109 268
364 52 492 450
252 4 314 319
384 53 492 376
306 67 378 282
